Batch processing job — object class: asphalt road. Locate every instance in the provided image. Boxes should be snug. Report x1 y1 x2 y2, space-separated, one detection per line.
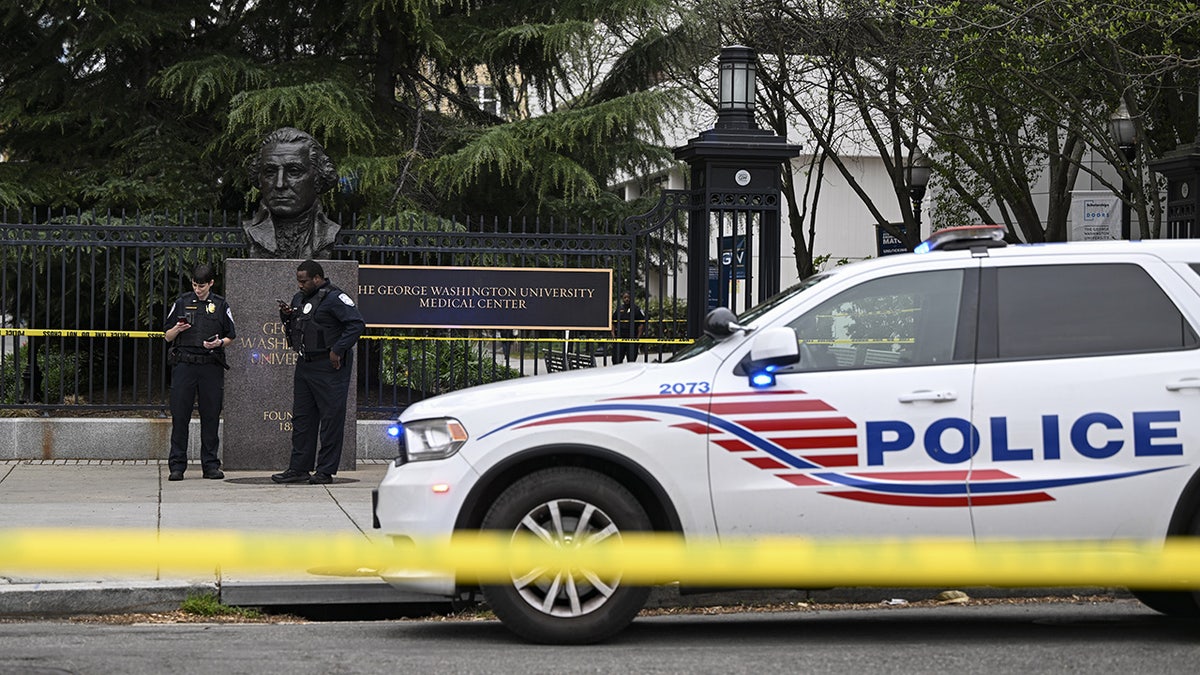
1 598 1198 674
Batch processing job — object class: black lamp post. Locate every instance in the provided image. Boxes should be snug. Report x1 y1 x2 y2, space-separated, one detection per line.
716 45 756 130
671 46 800 337
905 148 932 235
1108 100 1138 239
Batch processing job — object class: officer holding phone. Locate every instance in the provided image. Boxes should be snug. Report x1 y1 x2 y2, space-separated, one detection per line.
164 263 236 482
271 259 364 485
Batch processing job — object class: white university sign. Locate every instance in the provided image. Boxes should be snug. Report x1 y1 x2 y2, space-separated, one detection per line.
1069 191 1121 241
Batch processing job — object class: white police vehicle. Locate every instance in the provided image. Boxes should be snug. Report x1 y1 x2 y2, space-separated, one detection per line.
374 226 1200 643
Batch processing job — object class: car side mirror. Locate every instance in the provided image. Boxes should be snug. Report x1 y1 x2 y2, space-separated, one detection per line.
703 307 738 338
744 327 800 388
704 307 751 340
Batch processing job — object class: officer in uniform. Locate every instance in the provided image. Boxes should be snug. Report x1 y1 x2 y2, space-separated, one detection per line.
610 291 646 364
271 259 365 485
164 263 236 481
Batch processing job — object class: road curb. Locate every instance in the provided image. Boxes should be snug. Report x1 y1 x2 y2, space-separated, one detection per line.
0 580 216 616
219 578 449 607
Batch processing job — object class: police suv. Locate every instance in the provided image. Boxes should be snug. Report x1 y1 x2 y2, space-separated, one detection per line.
374 226 1200 643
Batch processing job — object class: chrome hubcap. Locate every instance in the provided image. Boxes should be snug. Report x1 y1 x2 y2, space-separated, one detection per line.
508 498 622 617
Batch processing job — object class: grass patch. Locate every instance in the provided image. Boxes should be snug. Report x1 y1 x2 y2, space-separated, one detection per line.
180 592 263 619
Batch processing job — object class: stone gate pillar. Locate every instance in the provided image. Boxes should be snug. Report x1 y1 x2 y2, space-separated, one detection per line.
222 258 358 471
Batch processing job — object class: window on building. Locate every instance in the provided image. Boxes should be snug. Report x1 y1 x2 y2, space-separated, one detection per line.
468 84 502 117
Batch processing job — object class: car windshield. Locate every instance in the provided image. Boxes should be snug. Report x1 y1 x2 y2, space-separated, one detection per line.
667 273 833 362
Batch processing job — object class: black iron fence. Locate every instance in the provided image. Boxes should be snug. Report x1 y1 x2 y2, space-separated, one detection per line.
0 208 688 415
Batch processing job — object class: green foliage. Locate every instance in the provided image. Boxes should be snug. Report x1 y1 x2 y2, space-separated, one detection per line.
475 20 595 61
225 78 380 153
380 336 521 396
735 0 1200 249
420 88 682 206
0 350 22 405
180 592 262 619
645 296 688 342
812 254 854 273
0 180 42 210
154 55 269 112
353 209 464 232
0 0 691 216
0 345 87 405
3 212 229 331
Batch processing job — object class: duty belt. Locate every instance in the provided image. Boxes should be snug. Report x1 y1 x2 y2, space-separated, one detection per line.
302 350 330 362
175 351 219 365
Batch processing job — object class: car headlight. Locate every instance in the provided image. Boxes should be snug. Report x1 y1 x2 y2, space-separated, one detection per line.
402 417 469 462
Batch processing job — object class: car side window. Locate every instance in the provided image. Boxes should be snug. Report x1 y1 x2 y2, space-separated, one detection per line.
991 263 1199 359
785 269 965 371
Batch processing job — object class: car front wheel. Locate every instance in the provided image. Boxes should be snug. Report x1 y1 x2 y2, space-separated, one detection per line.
1131 504 1200 617
480 467 652 644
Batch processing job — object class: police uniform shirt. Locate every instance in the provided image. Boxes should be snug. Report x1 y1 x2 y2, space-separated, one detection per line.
612 302 646 338
165 292 237 354
285 280 365 356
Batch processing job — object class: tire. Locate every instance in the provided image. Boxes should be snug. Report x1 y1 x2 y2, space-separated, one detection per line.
1131 506 1200 617
480 467 652 644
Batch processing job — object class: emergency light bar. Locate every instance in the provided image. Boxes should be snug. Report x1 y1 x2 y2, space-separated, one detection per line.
914 225 1007 254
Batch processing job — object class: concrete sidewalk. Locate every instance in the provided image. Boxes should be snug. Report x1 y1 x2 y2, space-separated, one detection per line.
0 459 447 616
0 459 1126 617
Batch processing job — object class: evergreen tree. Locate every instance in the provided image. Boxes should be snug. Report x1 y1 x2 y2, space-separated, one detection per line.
0 1 709 217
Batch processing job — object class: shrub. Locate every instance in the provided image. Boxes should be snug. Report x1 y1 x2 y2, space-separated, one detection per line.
0 345 86 404
380 336 521 396
645 296 688 342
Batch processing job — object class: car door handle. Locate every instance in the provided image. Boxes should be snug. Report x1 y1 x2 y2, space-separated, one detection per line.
1166 378 1200 391
898 390 957 403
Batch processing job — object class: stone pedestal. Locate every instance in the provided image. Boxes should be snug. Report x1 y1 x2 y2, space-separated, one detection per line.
223 259 358 471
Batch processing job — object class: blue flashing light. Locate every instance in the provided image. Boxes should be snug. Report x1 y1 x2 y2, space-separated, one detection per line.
913 241 932 255
387 424 401 438
750 365 777 389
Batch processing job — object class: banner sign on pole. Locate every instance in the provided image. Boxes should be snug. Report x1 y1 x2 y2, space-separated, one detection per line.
718 235 747 280
1069 191 1120 241
357 266 612 330
707 262 720 310
877 223 908 257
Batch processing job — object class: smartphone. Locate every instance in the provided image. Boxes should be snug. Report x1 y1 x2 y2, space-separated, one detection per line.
276 299 289 306
176 315 191 325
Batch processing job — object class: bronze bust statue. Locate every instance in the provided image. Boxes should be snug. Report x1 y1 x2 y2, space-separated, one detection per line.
243 127 341 259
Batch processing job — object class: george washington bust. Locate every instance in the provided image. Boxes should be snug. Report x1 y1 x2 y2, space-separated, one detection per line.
243 127 340 259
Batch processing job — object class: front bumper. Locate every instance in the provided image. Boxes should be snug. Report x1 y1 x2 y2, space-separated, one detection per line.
374 453 479 597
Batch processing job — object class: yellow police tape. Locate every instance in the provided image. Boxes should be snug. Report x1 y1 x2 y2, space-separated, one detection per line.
0 328 158 339
2 529 1200 588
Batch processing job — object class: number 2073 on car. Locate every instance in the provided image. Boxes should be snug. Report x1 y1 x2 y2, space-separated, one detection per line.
658 382 711 394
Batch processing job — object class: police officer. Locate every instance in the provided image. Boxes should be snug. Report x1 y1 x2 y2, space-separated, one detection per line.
271 259 365 485
610 291 646 364
164 263 236 481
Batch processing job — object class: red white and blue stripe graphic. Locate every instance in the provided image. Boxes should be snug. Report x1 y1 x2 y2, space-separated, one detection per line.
481 389 1177 507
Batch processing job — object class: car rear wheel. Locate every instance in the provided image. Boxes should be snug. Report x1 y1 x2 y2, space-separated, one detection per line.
1131 505 1200 617
480 467 652 644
